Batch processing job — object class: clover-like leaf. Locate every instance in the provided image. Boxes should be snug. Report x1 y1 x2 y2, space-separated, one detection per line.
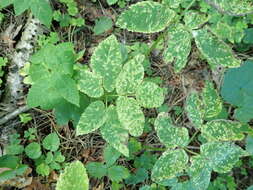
108 165 130 182
56 161 89 190
78 69 104 98
202 81 222 119
154 113 189 148
90 35 122 92
151 149 188 182
116 1 176 33
42 133 60 152
136 81 164 108
116 96 145 137
185 92 204 128
25 142 41 159
116 54 145 95
163 24 192 73
76 101 106 136
201 120 245 141
100 106 129 157
193 28 241 68
201 142 248 173
183 11 207 30
86 162 107 179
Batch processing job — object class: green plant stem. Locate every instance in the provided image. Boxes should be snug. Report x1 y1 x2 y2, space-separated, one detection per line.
183 147 199 156
189 130 200 143
143 145 167 152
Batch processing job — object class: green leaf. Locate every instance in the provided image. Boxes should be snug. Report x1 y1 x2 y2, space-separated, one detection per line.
106 0 118 5
246 135 253 155
77 69 104 98
183 11 207 30
201 142 248 173
25 142 41 159
76 101 106 136
116 96 145 137
193 27 241 68
54 151 65 163
201 120 245 141
56 161 89 190
36 163 50 176
45 152 54 164
13 0 30 15
94 16 113 35
162 0 185 8
30 0 52 27
6 144 24 155
101 106 129 157
116 54 145 95
154 112 189 148
90 35 122 92
103 145 121 167
116 1 176 33
163 24 192 73
42 133 60 151
185 92 204 128
0 0 14 8
151 149 188 182
108 165 130 182
86 162 107 179
201 81 222 119
125 168 148 185
136 81 164 108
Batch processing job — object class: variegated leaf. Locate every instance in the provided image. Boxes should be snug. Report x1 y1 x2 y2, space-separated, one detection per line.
163 0 185 8
116 54 145 95
151 149 188 182
136 81 164 108
77 70 104 98
90 35 122 92
201 120 245 141
202 81 222 119
184 11 208 30
100 106 129 157
193 28 241 68
201 142 248 173
116 1 176 33
185 92 204 128
116 96 145 137
163 24 192 73
76 101 106 136
154 113 189 148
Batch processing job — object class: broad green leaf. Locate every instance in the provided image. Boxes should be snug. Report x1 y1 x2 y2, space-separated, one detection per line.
0 163 28 183
202 81 222 119
36 163 50 176
185 92 204 128
30 0 52 27
154 113 189 148
94 16 113 35
86 162 107 179
116 1 176 33
42 133 60 151
163 24 192 73
56 161 89 190
76 101 106 136
163 0 185 8
106 0 118 5
246 135 253 155
193 28 241 68
107 165 130 182
125 168 148 185
13 0 30 15
78 70 104 98
183 11 208 30
116 54 145 95
151 149 188 182
25 142 41 159
6 144 24 155
116 97 145 137
201 142 248 173
100 106 129 157
0 0 14 8
0 155 20 169
209 0 253 16
136 81 164 108
90 35 122 92
201 120 245 141
103 145 121 167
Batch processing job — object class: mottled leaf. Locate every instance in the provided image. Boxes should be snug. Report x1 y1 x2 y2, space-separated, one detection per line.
136 81 164 108
116 1 176 33
116 96 145 137
56 161 89 190
184 11 207 30
151 149 188 182
201 120 245 141
163 0 185 8
116 54 145 95
78 70 104 98
90 35 122 92
100 106 129 157
193 28 241 68
154 112 189 148
163 24 192 73
76 101 106 136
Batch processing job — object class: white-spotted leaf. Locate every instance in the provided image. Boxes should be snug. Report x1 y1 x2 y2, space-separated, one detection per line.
183 11 208 30
76 101 106 136
116 1 176 33
116 96 145 137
